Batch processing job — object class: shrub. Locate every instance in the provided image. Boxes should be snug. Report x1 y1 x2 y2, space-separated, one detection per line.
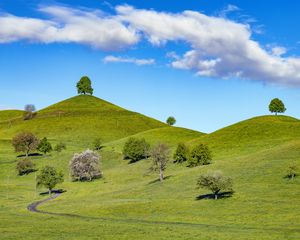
93 138 103 150
197 171 233 200
122 138 150 163
188 144 212 167
12 132 40 157
16 158 36 175
173 143 189 163
37 137 52 155
286 164 298 180
54 142 66 153
69 149 102 181
36 166 64 195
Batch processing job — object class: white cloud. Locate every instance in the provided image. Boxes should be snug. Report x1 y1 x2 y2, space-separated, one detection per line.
103 55 155 65
1 5 300 86
218 4 240 18
0 6 139 50
116 5 300 86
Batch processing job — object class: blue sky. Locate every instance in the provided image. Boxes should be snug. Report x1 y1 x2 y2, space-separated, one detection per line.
1 0 300 133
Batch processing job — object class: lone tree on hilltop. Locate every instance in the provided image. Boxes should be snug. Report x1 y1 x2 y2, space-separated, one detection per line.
166 116 176 126
197 171 233 200
188 143 212 167
36 166 64 195
149 143 170 182
69 149 102 181
12 132 40 157
24 104 36 120
77 76 93 95
37 137 53 155
269 98 286 115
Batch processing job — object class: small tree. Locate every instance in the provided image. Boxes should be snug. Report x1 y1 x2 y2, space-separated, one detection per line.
197 171 233 200
173 143 189 164
36 166 64 195
76 76 93 95
16 158 36 175
24 104 36 120
93 138 103 150
37 137 53 155
69 149 102 181
12 132 40 157
149 143 170 182
54 142 66 153
286 164 298 180
123 138 150 163
269 98 286 115
188 144 212 167
166 116 176 126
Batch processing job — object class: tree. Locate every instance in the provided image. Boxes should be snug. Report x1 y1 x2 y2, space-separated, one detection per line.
197 171 233 200
188 144 212 167
269 98 286 115
16 158 36 175
286 164 298 180
123 138 150 163
173 143 189 164
54 142 66 153
37 137 53 155
24 104 36 120
36 166 64 195
166 116 176 126
69 149 102 181
93 138 103 150
12 132 40 157
149 143 170 182
76 76 93 95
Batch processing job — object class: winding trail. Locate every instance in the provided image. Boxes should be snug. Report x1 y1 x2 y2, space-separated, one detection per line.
27 193 300 234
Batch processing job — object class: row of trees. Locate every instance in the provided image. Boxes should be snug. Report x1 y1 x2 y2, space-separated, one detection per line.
12 132 66 157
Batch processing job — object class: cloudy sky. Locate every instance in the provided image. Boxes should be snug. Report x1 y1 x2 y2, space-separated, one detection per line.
1 0 300 132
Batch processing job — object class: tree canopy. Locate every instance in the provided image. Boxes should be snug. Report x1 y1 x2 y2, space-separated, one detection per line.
122 138 150 163
76 76 93 95
149 143 170 182
12 132 40 157
269 98 286 115
37 137 53 155
188 143 212 167
166 116 176 126
36 166 64 194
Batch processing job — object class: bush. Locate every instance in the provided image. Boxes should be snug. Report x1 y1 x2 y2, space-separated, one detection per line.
286 164 298 180
54 142 66 153
12 132 40 157
69 149 102 181
173 143 189 163
93 138 103 150
16 158 36 175
122 138 150 163
197 171 233 200
37 137 52 155
188 144 212 167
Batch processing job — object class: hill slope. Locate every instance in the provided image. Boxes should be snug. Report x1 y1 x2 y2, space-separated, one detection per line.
189 115 300 158
0 95 168 144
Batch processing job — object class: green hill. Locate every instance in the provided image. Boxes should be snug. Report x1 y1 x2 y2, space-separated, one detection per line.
189 115 300 158
0 110 24 122
0 95 167 144
0 97 299 240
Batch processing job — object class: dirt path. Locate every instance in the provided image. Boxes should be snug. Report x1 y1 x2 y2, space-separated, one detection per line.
27 193 300 234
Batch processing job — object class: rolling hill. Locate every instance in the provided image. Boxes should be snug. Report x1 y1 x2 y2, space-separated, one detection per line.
0 95 299 240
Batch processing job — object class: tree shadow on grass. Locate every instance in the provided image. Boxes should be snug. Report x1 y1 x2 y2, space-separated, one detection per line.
39 189 67 196
148 175 172 185
196 191 234 200
17 153 43 158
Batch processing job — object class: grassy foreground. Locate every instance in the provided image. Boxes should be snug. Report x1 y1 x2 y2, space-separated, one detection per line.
0 96 299 240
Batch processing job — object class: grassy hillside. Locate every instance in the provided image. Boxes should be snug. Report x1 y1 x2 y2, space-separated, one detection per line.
189 115 300 158
0 95 166 144
106 126 205 152
0 110 24 122
0 96 299 240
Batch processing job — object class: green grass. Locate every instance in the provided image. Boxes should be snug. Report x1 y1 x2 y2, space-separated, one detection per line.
0 96 299 240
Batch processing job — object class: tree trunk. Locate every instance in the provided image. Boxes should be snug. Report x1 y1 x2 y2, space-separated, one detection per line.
159 169 164 182
48 189 51 195
275 112 277 116
215 193 218 200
